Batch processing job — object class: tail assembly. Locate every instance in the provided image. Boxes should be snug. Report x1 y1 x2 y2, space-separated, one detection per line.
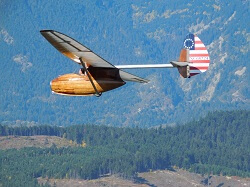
171 34 210 78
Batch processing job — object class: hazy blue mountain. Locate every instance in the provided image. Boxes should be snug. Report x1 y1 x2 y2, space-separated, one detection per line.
0 0 249 127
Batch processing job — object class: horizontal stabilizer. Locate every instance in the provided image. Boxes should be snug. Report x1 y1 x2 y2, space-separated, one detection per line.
170 61 189 67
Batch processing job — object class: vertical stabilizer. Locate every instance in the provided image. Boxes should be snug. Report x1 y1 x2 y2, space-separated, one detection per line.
183 34 210 77
179 48 189 62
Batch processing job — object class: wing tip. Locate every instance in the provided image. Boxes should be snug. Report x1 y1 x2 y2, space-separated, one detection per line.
140 79 150 83
40 30 55 33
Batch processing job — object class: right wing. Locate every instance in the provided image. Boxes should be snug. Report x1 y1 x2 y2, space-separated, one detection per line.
119 70 149 83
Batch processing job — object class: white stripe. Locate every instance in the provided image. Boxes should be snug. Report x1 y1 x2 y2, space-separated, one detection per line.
194 36 201 41
189 50 208 54
189 63 209 67
195 44 205 47
190 69 206 73
189 56 210 60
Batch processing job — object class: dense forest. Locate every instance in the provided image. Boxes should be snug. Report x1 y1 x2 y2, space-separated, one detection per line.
0 110 249 187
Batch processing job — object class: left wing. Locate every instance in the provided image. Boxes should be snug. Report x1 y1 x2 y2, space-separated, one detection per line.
40 30 114 68
40 30 148 83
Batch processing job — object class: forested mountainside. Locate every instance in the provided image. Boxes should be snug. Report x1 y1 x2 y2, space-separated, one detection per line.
0 110 249 186
0 0 249 127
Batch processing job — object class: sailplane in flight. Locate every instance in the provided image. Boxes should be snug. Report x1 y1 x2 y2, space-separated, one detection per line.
40 30 210 97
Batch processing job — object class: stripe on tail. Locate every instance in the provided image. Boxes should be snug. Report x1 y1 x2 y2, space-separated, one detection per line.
183 34 210 77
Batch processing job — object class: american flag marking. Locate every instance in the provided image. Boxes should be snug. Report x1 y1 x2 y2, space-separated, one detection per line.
183 34 210 76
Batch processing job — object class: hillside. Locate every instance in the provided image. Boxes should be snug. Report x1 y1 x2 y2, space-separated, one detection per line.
0 110 249 186
38 169 250 187
0 135 78 150
0 0 249 127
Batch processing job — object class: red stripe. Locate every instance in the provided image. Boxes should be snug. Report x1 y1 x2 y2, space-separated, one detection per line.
190 67 208 70
189 60 210 63
189 54 209 57
190 73 199 76
195 41 202 44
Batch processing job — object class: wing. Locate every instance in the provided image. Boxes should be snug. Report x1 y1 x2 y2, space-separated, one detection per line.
119 70 149 83
40 30 148 83
40 30 114 68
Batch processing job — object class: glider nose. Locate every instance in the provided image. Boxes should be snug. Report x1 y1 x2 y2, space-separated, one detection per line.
50 79 57 93
50 77 63 94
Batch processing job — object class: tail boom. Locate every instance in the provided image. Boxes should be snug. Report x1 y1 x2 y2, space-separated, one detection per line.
115 34 210 79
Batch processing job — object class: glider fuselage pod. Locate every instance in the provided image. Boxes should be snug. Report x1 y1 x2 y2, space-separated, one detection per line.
50 67 125 96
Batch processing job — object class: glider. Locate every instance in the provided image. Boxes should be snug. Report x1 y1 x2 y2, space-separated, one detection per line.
40 30 210 97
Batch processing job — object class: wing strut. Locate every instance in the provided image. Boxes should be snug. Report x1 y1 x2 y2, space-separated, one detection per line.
79 58 102 97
